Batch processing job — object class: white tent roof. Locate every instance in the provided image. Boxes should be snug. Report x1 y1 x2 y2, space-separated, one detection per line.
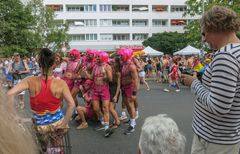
143 46 163 56
173 45 204 56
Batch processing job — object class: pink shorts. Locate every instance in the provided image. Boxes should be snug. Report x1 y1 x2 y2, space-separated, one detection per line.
122 83 134 98
92 84 110 101
86 105 95 120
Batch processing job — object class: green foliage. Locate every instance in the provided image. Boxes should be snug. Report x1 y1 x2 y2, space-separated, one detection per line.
142 32 188 55
184 0 240 49
0 0 36 56
0 0 69 57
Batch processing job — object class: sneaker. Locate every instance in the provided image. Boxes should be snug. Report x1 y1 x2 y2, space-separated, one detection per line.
124 126 135 135
163 88 170 92
119 115 128 121
146 88 150 91
176 89 180 92
76 122 88 130
104 128 113 137
95 125 105 131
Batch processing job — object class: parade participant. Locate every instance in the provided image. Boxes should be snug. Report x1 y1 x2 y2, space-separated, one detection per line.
118 48 138 135
62 49 80 91
76 79 96 129
7 48 75 153
138 58 150 91
9 52 30 109
164 59 180 92
62 49 81 109
108 56 121 129
53 52 66 79
84 51 113 137
139 114 186 154
182 6 240 154
71 49 96 120
162 55 170 83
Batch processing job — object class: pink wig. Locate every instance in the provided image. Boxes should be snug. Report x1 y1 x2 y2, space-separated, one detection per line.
69 49 80 59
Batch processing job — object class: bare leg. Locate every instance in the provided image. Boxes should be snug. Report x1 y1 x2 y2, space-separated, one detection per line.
109 102 120 126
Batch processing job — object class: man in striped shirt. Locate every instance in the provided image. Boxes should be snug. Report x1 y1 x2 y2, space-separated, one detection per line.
183 6 240 154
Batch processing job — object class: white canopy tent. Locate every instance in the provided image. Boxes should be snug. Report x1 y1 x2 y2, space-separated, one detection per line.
173 45 205 56
143 46 164 56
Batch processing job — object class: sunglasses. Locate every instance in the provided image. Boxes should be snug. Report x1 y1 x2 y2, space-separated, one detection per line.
201 32 205 37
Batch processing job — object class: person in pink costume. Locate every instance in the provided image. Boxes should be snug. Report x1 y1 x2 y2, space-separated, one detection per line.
76 79 96 129
84 51 113 137
118 48 138 135
62 49 81 91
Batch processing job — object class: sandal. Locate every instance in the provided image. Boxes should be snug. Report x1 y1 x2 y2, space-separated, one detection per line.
76 122 88 129
110 121 121 129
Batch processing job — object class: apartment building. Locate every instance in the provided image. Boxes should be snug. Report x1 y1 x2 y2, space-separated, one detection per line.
44 0 198 51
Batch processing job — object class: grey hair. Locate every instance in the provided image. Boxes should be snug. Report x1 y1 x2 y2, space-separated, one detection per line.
139 114 186 154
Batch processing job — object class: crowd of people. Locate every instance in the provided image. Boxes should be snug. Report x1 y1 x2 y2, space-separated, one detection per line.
2 5 240 154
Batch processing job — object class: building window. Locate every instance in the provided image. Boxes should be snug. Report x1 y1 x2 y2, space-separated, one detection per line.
132 5 148 12
100 5 112 12
152 19 168 27
113 34 130 41
171 19 187 26
85 34 97 40
171 5 187 12
100 19 112 26
69 34 97 41
112 5 129 11
67 19 97 27
152 5 168 12
132 19 148 27
84 5 97 12
132 34 148 40
112 20 130 27
100 34 113 40
69 34 85 41
46 5 63 12
66 5 84 12
85 19 97 26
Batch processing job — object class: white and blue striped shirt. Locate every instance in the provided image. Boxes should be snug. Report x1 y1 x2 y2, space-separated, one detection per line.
191 43 240 144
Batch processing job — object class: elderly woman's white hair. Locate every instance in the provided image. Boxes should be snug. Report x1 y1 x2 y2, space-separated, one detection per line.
139 114 186 154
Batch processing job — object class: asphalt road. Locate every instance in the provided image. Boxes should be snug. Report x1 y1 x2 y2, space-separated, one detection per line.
21 82 195 154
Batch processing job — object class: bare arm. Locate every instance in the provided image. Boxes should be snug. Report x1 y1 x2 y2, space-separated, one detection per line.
106 64 112 82
7 77 30 96
130 65 138 92
115 72 121 97
61 81 75 127
7 77 30 116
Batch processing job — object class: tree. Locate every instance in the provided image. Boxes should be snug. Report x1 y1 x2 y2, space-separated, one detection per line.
0 0 69 57
142 32 188 55
26 0 69 52
0 0 36 56
184 0 240 49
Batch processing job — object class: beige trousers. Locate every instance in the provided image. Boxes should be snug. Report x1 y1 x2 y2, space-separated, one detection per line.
191 133 240 154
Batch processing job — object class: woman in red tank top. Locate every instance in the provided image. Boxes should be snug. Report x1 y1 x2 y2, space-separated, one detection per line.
7 48 75 153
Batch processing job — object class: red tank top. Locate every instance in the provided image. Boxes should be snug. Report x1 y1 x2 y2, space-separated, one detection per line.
30 78 61 115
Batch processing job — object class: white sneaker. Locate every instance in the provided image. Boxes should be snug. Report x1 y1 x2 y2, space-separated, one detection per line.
163 88 170 92
119 115 128 121
176 89 180 92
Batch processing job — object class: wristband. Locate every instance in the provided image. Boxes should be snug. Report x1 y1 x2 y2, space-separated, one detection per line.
132 91 137 96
